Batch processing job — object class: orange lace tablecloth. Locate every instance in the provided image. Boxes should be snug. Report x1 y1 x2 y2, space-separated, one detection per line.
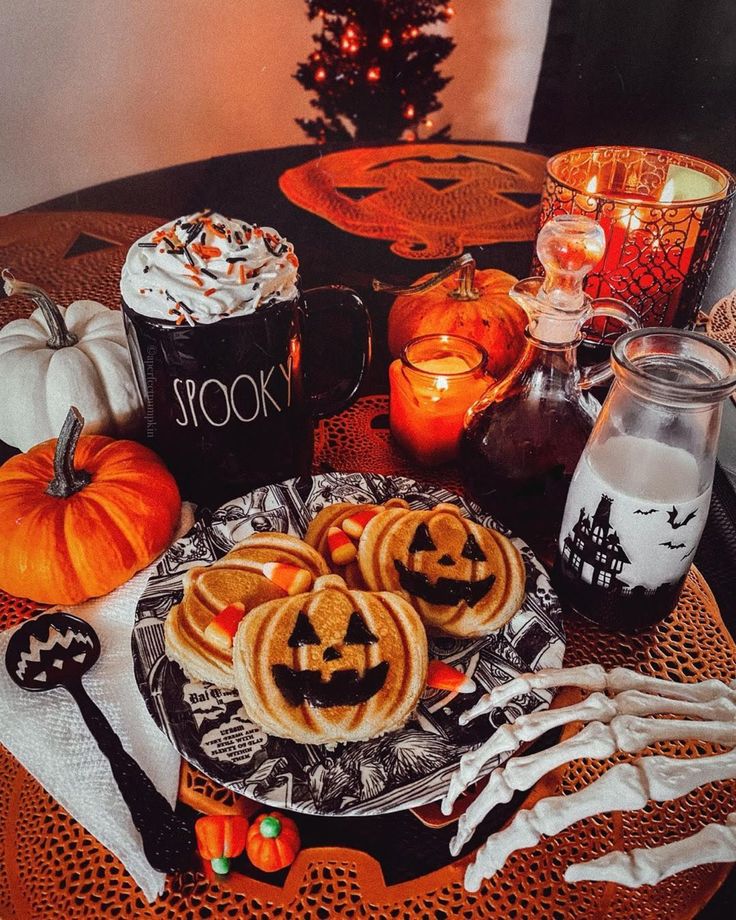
0 210 735 919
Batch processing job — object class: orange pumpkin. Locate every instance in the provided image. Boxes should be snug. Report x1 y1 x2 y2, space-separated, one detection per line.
195 814 249 875
246 812 301 872
0 406 181 604
384 254 527 380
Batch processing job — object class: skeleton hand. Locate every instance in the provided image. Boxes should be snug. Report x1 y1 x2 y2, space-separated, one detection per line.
442 665 736 892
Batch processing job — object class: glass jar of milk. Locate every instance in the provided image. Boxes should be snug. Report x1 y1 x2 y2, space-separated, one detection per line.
554 328 736 633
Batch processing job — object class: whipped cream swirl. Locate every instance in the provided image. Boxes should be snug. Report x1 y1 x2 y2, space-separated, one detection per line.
120 211 299 325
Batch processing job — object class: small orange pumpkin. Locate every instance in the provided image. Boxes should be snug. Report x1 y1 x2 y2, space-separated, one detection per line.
0 406 181 604
383 254 527 379
195 814 249 875
246 812 301 872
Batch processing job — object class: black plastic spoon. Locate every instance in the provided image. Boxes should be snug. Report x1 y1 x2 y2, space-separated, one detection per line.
5 611 192 873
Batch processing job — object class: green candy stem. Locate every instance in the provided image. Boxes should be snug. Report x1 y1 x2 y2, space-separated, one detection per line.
210 856 231 875
260 816 282 839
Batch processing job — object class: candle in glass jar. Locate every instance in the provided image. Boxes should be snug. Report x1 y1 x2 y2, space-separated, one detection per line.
583 179 701 325
539 146 735 328
389 334 489 466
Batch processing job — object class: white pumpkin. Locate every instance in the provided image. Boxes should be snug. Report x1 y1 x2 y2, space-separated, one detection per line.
0 271 143 450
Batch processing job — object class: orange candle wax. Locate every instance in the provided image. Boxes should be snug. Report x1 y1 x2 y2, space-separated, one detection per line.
389 335 489 466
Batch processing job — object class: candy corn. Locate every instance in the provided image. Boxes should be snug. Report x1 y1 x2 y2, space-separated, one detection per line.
262 562 313 596
204 602 247 650
341 506 382 539
426 659 476 694
327 526 357 565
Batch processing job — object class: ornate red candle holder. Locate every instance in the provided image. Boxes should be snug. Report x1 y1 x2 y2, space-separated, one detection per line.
535 146 735 328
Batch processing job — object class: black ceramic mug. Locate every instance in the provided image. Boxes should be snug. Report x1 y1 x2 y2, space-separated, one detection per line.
123 284 370 506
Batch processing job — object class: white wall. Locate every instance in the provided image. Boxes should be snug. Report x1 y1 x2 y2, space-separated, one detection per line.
0 0 551 214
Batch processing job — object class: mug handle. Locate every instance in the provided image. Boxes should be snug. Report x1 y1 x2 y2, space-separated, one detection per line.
302 285 372 418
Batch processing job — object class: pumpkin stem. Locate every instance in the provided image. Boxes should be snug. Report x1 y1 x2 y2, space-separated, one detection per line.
372 253 479 299
1 269 78 349
450 256 480 302
46 407 92 499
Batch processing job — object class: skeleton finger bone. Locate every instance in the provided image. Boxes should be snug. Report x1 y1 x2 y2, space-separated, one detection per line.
451 714 736 854
451 720 619 855
461 665 736 724
445 688 736 817
564 812 736 887
460 665 608 724
463 749 736 892
613 689 736 721
443 692 617 816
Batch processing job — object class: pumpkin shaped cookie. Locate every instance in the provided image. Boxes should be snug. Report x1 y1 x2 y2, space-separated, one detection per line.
233 574 427 744
358 504 525 637
165 533 329 688
305 499 408 587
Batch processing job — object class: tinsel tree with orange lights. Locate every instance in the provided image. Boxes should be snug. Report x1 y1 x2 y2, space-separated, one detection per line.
295 0 455 142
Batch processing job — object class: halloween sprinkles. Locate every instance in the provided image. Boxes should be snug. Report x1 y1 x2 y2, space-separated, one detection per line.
121 211 299 324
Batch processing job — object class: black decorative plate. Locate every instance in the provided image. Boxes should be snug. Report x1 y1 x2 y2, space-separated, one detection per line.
132 473 565 816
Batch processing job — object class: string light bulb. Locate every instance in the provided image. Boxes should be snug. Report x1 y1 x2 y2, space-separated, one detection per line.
380 32 393 49
315 66 327 82
367 66 381 82
404 103 416 119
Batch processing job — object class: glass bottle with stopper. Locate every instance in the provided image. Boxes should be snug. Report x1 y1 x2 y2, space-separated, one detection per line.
460 215 639 561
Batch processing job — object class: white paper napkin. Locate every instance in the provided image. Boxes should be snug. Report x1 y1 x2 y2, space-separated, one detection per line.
0 503 195 903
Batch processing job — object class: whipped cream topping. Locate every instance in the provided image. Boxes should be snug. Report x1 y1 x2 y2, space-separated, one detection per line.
120 211 299 325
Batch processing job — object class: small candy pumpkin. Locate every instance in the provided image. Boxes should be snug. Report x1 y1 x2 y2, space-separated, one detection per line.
195 814 249 875
0 406 181 604
0 270 143 450
381 254 527 380
246 812 301 872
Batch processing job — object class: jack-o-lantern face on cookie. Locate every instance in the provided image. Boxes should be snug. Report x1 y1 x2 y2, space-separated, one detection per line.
271 607 388 708
358 504 526 637
394 518 496 607
232 575 428 744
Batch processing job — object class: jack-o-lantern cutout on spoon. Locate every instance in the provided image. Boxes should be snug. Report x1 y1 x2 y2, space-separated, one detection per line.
232 574 427 745
358 504 526 637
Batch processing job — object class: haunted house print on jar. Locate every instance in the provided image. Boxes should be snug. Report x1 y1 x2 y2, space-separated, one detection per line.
554 437 712 633
561 495 630 591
